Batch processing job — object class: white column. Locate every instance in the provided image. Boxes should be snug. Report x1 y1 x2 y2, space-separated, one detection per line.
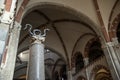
0 21 21 80
103 42 120 80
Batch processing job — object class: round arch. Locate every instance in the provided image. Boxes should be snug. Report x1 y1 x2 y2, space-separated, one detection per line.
90 65 112 80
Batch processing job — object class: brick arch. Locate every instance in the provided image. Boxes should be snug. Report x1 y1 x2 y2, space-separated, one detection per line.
71 51 83 68
90 65 111 80
109 13 120 40
84 37 100 58
15 0 30 22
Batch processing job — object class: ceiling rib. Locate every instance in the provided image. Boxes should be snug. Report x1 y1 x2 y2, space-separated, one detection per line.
52 24 69 66
34 10 51 21
53 19 96 33
72 33 97 55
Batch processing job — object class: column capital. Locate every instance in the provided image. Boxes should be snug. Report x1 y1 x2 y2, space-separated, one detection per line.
24 24 49 43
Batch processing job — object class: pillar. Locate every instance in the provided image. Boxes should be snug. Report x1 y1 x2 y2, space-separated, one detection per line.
26 26 49 80
27 40 45 80
103 42 120 80
0 21 21 80
83 57 89 80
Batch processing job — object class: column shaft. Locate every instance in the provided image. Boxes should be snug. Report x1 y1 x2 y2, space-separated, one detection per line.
27 42 45 80
103 42 120 80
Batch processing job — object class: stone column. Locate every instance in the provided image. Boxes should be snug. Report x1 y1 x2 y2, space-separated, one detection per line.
67 70 73 80
112 37 120 63
28 41 45 80
83 58 89 80
0 21 21 80
103 42 120 80
26 25 49 80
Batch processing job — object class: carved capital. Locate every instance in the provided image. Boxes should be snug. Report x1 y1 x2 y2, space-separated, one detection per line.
24 24 49 43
